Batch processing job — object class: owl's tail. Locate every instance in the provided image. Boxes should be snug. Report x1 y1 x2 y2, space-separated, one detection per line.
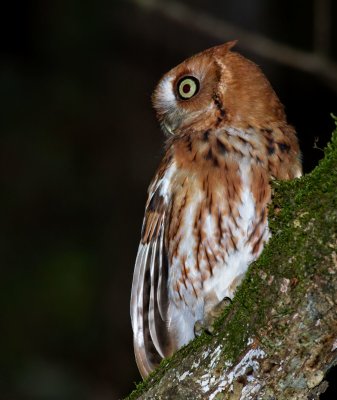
130 224 173 378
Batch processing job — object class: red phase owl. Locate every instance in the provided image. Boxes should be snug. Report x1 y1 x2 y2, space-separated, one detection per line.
130 42 302 378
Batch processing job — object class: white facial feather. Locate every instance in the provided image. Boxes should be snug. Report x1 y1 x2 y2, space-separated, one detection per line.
156 75 177 110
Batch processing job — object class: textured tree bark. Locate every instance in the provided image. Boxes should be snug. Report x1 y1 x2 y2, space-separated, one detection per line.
126 121 337 400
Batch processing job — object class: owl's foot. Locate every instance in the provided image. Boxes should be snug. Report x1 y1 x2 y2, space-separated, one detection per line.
194 297 232 337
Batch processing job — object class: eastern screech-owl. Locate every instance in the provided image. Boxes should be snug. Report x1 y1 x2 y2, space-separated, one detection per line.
130 41 302 378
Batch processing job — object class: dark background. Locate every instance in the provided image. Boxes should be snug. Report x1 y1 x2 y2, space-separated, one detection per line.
0 1 336 399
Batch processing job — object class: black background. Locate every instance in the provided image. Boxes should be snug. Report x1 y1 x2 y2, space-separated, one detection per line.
0 1 336 399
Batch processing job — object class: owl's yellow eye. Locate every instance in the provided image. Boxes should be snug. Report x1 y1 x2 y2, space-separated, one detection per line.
177 76 199 100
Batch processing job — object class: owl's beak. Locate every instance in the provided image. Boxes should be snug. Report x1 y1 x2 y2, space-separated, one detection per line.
162 121 175 136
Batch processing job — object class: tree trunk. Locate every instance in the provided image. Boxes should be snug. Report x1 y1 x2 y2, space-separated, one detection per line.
126 120 337 400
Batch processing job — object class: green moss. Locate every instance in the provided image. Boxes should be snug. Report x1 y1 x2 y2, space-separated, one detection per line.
125 118 337 399
219 117 337 352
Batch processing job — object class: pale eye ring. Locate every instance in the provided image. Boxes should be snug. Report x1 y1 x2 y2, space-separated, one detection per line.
177 76 199 100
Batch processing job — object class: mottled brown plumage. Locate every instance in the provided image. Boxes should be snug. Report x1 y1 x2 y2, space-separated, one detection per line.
131 42 302 378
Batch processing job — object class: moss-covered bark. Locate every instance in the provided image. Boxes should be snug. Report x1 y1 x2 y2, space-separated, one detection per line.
126 119 337 400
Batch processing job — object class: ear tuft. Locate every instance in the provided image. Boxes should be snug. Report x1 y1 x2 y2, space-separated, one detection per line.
226 40 238 51
213 40 238 56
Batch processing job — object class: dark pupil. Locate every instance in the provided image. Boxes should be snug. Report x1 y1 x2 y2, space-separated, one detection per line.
182 83 191 94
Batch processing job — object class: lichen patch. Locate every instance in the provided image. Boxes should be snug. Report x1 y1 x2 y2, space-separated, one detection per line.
178 370 192 381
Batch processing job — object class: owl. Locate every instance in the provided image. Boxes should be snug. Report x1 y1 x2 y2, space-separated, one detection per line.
130 41 302 378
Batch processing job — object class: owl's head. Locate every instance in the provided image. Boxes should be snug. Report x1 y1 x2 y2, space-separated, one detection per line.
152 41 286 135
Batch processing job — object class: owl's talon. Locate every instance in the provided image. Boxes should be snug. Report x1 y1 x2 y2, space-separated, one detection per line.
194 320 204 337
204 325 214 335
194 297 232 337
210 297 232 319
194 320 213 336
203 297 232 334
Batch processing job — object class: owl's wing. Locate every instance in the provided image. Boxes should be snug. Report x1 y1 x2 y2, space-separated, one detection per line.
130 162 175 378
